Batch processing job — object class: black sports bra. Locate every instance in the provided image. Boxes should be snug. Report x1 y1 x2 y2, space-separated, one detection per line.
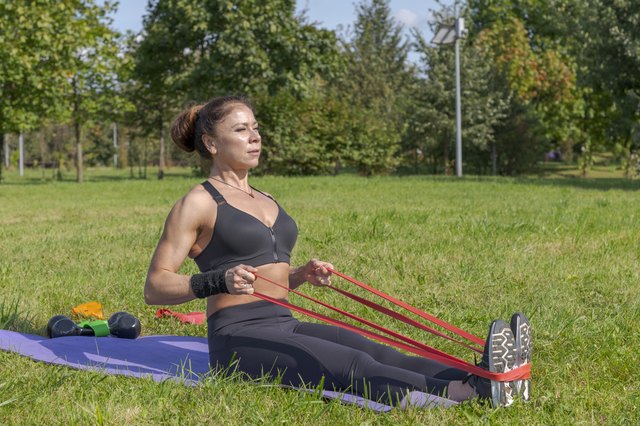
194 181 298 272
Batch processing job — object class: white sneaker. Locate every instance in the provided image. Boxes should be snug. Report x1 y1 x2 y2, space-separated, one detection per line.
465 319 517 407
510 312 532 401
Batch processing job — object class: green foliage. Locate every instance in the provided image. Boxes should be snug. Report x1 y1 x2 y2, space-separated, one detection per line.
255 85 351 175
133 0 342 175
4 0 639 179
129 0 196 149
71 25 134 181
468 0 640 176
492 102 548 175
84 124 115 167
0 0 132 183
470 9 583 166
136 0 342 99
0 0 82 132
576 0 640 171
338 0 413 175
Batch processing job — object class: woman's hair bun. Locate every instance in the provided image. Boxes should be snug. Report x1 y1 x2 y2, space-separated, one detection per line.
171 104 204 153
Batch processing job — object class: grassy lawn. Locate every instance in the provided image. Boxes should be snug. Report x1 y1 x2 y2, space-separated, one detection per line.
1 166 639 424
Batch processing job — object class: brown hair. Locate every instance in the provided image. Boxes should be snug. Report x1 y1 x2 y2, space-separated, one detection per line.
170 96 255 158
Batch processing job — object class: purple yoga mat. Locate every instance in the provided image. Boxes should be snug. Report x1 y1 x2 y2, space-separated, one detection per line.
0 330 457 411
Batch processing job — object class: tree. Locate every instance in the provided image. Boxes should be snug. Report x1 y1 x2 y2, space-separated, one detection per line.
0 1 79 181
131 0 202 179
474 15 581 173
256 83 352 175
469 0 640 177
575 0 640 176
338 0 414 175
0 0 128 183
69 28 133 182
135 0 342 175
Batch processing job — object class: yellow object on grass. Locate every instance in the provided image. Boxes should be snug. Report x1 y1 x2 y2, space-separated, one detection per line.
71 301 104 319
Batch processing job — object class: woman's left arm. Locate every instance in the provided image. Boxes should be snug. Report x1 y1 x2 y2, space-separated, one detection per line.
289 259 334 290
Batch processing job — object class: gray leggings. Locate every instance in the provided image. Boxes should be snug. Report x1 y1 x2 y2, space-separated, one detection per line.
207 300 467 404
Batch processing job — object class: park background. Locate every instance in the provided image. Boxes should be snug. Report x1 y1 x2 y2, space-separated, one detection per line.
1 0 639 424
2 0 639 180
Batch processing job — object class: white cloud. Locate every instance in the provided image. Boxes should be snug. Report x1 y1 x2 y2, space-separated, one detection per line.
395 8 419 27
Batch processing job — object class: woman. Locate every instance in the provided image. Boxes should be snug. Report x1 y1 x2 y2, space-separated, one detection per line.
144 95 529 408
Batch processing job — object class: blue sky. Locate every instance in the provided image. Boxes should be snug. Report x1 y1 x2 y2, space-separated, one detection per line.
109 0 446 39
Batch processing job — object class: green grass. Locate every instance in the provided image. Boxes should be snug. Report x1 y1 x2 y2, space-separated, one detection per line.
1 167 639 424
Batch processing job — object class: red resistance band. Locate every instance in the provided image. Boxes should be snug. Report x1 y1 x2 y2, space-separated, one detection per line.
253 270 531 382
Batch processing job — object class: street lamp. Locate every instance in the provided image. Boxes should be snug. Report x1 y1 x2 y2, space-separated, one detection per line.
431 14 466 177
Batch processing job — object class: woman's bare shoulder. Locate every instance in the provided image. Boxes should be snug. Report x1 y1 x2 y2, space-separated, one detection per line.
167 183 215 226
185 182 214 203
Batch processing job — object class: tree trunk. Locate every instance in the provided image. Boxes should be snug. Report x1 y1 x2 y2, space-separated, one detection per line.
623 136 633 178
158 121 165 180
55 131 63 180
0 133 4 183
491 142 497 176
165 132 172 168
75 120 83 183
19 132 24 177
72 77 83 183
443 135 451 176
143 138 148 179
39 130 46 180
112 122 118 168
129 136 134 178
3 133 8 170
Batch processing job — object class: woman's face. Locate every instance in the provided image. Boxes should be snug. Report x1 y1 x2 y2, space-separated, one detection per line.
210 104 261 171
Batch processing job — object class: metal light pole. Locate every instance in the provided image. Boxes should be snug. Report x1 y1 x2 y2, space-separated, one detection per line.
3 135 9 168
431 10 466 177
454 18 463 178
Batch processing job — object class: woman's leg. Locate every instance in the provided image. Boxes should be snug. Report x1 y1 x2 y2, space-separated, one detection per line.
293 321 469 381
209 318 454 404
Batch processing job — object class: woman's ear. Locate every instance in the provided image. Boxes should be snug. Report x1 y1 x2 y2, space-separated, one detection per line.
202 134 217 155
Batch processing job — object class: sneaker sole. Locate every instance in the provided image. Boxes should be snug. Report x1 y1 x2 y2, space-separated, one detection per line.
487 320 517 407
510 312 532 401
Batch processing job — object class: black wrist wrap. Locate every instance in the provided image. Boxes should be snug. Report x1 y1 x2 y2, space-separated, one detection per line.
190 269 229 298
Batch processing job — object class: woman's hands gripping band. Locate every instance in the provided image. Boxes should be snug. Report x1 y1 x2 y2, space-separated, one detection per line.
224 264 258 295
299 259 334 287
191 260 333 298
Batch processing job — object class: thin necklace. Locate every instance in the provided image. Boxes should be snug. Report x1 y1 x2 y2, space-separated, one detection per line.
209 176 255 198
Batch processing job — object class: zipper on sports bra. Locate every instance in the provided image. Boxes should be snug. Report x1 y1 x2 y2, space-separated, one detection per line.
269 227 279 262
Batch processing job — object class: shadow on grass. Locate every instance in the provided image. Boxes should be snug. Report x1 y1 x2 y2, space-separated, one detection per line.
398 174 640 191
0 170 195 186
399 170 640 192
2 166 638 191
514 176 640 191
398 160 640 191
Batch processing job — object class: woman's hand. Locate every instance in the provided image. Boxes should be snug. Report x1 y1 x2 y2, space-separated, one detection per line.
299 259 334 287
225 264 258 295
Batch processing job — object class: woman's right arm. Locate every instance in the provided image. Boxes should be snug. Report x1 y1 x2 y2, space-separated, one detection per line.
144 193 208 305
